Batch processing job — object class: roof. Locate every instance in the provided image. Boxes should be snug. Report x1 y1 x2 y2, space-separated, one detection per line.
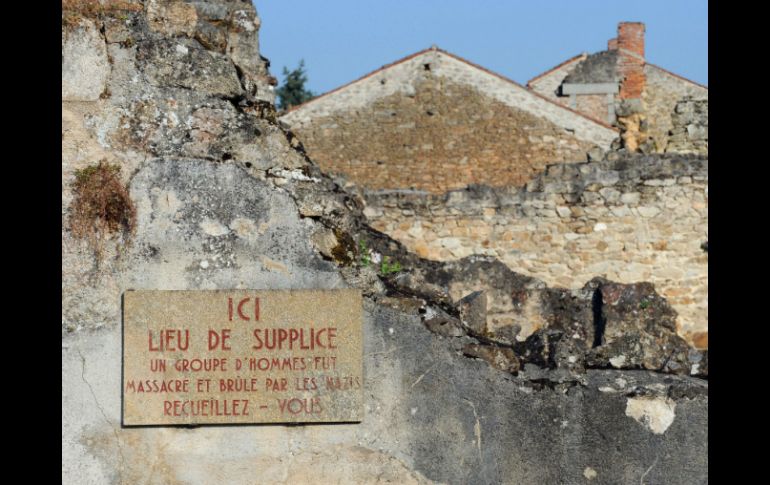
281 46 618 132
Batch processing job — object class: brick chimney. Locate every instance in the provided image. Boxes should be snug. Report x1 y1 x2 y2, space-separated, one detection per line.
617 22 645 99
607 38 618 50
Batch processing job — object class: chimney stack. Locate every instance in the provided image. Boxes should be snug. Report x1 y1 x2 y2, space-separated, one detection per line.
617 22 646 99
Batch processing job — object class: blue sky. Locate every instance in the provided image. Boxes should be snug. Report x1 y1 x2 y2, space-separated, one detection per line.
256 1 708 95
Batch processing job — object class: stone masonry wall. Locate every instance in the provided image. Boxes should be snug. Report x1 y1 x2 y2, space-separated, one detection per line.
529 55 617 127
530 62 707 154
365 154 708 345
644 65 708 152
283 49 618 149
527 54 586 102
292 77 599 193
575 94 609 124
666 97 708 155
63 3 707 483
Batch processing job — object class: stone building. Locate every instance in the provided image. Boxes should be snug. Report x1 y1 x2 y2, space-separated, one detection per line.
365 154 709 346
279 23 708 346
528 22 708 152
280 47 618 194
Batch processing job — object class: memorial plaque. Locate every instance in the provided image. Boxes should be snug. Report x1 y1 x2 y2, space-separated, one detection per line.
122 289 363 426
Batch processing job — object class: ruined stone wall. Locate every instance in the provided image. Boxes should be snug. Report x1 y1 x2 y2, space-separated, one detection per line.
529 62 707 154
281 49 619 193
575 93 610 124
63 3 707 484
292 77 599 193
527 54 586 102
365 155 708 345
645 65 708 152
283 49 618 148
666 97 708 155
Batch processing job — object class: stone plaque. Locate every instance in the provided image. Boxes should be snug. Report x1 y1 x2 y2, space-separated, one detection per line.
122 289 363 426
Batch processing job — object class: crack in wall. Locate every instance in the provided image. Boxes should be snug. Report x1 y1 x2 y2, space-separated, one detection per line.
640 456 658 485
78 348 126 485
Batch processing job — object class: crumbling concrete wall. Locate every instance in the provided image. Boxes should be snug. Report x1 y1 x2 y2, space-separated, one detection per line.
62 2 707 484
365 154 708 346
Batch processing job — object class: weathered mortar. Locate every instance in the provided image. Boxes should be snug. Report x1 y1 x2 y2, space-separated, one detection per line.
365 154 708 343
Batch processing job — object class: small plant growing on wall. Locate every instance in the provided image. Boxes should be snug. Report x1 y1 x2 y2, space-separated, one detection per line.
380 256 402 275
358 239 371 267
357 238 404 275
69 160 136 263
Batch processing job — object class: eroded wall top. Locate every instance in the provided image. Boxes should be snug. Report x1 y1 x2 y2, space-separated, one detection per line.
62 3 707 484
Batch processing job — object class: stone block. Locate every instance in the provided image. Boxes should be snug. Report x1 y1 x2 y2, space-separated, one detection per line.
62 20 110 101
456 291 487 334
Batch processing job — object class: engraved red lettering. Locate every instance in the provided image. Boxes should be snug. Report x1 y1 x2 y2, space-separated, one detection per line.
315 328 327 348
208 329 231 350
237 298 251 321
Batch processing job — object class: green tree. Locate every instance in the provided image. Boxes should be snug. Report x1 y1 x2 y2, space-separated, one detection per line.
276 60 315 111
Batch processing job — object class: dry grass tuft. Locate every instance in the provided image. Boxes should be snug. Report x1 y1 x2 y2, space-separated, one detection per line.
69 161 136 262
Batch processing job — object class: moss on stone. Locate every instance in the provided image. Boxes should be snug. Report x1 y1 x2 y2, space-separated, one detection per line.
330 228 355 265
